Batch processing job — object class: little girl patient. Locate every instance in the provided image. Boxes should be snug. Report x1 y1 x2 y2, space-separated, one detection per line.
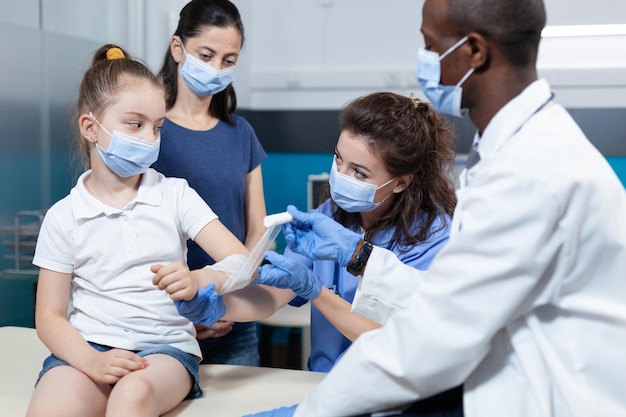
26 44 251 417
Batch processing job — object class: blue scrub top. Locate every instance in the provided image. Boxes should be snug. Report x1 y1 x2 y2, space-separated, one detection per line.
287 199 452 373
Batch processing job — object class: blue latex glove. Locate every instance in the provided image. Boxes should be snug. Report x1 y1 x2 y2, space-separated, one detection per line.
282 205 361 267
242 405 297 417
174 283 226 327
254 251 323 301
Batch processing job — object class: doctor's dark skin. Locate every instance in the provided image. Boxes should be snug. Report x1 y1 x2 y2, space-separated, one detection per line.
421 0 538 135
347 0 541 276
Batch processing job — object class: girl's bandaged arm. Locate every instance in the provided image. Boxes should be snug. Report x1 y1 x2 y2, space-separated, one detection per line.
194 253 252 294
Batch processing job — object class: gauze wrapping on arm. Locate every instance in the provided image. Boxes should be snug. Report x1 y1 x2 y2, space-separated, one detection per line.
207 212 294 294
214 212 294 294
204 253 249 294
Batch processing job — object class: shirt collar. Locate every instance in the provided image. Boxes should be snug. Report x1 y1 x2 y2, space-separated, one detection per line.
71 168 163 220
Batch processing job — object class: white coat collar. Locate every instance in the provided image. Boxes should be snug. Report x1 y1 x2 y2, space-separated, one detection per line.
476 79 553 161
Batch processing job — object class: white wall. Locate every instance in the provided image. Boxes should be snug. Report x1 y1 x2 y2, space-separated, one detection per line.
3 0 625 111
233 0 626 110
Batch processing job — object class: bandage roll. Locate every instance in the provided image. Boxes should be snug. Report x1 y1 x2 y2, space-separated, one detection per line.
263 212 293 228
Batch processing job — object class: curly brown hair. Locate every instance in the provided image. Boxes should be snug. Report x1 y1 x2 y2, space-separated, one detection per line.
327 92 457 249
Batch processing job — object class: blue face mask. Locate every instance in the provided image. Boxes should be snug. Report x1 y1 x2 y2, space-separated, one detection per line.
329 160 396 213
178 39 235 97
416 36 474 117
90 113 160 178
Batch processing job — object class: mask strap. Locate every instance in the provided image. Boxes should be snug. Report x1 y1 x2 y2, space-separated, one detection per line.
175 36 188 55
375 190 395 206
377 176 397 190
439 35 469 61
456 67 475 87
89 112 112 137
176 36 233 77
373 177 398 206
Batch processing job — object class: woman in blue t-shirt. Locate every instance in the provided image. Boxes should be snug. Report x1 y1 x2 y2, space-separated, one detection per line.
152 0 266 366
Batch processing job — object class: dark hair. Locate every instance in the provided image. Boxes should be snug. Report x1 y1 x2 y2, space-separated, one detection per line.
75 44 163 170
159 0 245 124
448 0 546 66
327 92 457 249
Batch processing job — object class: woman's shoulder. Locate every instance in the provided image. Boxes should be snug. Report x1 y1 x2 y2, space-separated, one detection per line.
230 113 251 126
418 211 453 243
228 113 257 134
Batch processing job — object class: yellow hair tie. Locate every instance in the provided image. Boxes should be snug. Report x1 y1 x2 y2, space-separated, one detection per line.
106 47 125 60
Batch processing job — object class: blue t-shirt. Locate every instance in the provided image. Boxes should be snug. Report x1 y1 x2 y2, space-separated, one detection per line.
153 115 267 269
288 199 452 372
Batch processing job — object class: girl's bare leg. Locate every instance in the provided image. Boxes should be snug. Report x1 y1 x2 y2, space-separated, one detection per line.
105 354 193 417
26 366 111 417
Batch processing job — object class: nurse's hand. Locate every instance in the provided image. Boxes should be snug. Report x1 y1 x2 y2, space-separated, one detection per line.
174 283 226 327
242 404 297 417
254 251 322 301
283 205 361 267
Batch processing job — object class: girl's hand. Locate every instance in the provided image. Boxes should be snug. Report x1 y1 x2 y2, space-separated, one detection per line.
151 262 199 301
86 348 148 384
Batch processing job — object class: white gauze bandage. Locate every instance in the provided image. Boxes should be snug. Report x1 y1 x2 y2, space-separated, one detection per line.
214 211 293 294
204 253 248 294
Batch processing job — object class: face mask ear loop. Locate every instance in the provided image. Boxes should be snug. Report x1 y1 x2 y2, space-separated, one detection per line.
89 112 112 137
456 67 475 87
439 35 469 61
374 185 397 207
373 177 398 206
376 176 397 190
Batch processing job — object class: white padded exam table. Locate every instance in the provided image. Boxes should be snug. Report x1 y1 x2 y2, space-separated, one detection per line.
0 326 324 417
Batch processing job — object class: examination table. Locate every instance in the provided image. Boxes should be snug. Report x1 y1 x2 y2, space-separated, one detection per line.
0 326 324 416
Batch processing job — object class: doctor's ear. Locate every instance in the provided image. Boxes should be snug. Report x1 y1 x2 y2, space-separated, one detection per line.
393 174 414 193
466 32 489 69
78 114 98 143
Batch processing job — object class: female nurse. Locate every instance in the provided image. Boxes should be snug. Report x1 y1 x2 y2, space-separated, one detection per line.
207 92 457 374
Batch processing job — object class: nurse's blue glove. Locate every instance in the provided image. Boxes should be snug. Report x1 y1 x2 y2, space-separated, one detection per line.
242 405 297 417
254 251 323 301
174 283 226 327
283 205 361 267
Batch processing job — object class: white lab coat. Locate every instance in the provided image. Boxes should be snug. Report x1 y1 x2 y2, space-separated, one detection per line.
294 80 626 417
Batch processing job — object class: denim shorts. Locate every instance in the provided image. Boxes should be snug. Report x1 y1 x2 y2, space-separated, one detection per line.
198 323 259 365
37 341 203 400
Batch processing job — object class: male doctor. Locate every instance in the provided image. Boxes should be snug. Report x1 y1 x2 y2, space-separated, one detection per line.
244 0 626 416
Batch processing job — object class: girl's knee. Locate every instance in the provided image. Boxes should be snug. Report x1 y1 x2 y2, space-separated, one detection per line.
109 375 154 407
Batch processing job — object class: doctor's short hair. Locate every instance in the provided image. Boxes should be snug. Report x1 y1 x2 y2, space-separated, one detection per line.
447 0 546 66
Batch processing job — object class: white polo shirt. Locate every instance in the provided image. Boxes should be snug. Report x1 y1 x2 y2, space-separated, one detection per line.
33 168 217 358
